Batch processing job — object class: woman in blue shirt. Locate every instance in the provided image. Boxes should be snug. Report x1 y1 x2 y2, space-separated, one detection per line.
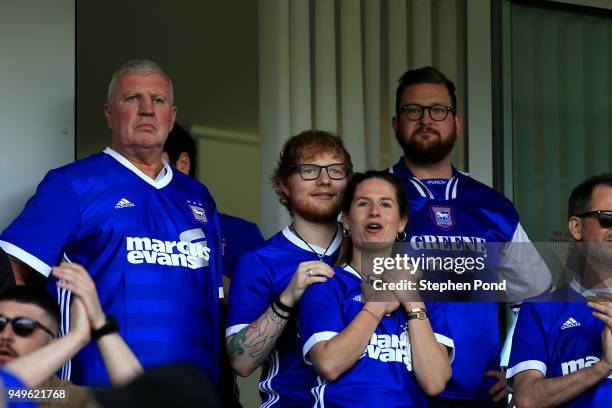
299 171 454 408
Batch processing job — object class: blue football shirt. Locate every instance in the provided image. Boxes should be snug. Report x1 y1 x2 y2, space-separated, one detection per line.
1 368 38 408
0 148 223 386
219 213 264 279
507 280 612 407
226 226 342 407
390 159 550 400
299 265 454 408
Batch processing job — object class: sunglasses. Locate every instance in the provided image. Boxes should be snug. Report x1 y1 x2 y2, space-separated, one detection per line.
0 315 56 338
577 210 612 229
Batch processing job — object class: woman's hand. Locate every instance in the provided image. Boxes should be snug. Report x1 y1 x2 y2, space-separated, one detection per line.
382 263 423 307
360 279 400 315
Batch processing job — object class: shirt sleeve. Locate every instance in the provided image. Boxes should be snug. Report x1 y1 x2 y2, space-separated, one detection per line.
0 169 80 277
506 302 548 386
498 223 552 301
298 280 344 364
426 301 456 362
225 251 275 337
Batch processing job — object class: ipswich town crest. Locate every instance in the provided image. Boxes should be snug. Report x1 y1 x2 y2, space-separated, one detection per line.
188 201 208 223
429 205 455 230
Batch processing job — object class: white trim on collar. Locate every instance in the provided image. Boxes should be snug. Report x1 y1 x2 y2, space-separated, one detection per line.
340 264 363 281
154 166 168 182
451 177 459 199
282 225 343 256
409 179 428 198
103 147 173 189
410 178 436 199
569 278 612 298
444 177 454 200
442 177 459 200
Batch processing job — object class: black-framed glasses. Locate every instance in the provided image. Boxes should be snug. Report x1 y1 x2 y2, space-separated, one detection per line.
292 163 351 180
576 210 612 228
0 315 56 338
399 104 456 121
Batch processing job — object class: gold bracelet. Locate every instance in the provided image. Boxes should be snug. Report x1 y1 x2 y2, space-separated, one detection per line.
360 307 380 323
406 308 428 321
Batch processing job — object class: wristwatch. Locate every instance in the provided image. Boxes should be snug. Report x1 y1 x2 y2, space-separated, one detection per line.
406 308 428 321
91 315 119 340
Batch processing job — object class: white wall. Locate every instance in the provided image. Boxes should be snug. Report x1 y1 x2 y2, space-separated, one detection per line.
0 0 75 229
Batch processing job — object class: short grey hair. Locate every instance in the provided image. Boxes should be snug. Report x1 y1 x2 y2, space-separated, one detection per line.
106 59 174 103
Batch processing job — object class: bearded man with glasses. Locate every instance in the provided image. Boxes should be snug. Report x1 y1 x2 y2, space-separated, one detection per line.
388 66 551 407
226 130 352 407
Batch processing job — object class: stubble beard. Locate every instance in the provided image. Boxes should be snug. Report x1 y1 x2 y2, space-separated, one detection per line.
584 241 612 275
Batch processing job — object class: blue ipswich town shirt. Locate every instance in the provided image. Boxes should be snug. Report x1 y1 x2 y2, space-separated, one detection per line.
219 213 265 279
299 265 455 408
0 148 223 386
226 226 343 407
508 280 612 407
390 159 550 400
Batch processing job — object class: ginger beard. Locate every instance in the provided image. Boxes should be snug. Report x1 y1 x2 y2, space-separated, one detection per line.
288 189 344 223
396 124 457 164
282 151 348 223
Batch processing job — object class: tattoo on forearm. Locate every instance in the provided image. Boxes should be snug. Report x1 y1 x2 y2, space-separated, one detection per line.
228 306 288 363
229 328 247 355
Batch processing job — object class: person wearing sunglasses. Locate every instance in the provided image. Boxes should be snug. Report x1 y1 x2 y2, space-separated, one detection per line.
0 262 142 406
508 173 612 407
0 287 60 366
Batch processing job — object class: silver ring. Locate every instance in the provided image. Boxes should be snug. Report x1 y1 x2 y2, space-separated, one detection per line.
306 269 312 277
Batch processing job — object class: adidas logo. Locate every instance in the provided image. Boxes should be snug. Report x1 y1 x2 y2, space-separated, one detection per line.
352 294 364 303
561 317 581 330
115 198 135 209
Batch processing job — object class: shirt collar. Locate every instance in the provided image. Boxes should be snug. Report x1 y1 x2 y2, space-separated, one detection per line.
390 158 464 200
569 278 612 298
281 224 343 256
103 147 173 189
340 264 364 281
390 157 465 180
